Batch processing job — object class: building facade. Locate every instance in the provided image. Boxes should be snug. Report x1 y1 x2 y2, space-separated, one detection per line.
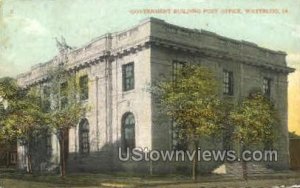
0 142 17 168
17 18 294 174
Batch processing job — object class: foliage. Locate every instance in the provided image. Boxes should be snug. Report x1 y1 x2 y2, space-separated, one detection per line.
152 65 227 180
45 65 85 133
0 77 48 172
0 77 47 144
229 90 278 180
153 65 225 143
0 66 85 176
43 65 85 177
0 77 19 100
289 131 300 139
229 90 278 146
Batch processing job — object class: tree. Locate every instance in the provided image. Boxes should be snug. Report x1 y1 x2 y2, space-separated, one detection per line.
0 99 16 168
152 65 226 180
229 90 278 180
0 77 47 173
289 131 300 139
44 65 85 178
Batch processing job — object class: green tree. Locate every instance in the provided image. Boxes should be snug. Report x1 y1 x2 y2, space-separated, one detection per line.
0 99 16 168
289 131 300 139
229 90 278 180
0 77 47 173
44 66 85 178
152 65 226 180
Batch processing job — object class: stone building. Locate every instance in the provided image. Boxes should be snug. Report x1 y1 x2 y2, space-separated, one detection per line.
16 18 294 174
0 141 17 168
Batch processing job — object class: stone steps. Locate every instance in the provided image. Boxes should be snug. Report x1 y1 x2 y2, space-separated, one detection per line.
213 162 274 176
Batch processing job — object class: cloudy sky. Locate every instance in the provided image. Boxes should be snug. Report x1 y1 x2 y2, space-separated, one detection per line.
1 0 299 133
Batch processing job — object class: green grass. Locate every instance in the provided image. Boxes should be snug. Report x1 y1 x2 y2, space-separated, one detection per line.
0 168 300 188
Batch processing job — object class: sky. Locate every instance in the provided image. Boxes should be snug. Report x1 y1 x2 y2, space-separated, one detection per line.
0 0 299 133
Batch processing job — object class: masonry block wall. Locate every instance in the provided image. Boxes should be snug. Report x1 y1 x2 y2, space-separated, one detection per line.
16 17 293 173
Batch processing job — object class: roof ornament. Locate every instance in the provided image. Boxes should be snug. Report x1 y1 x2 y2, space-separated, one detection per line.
55 36 73 53
54 36 73 65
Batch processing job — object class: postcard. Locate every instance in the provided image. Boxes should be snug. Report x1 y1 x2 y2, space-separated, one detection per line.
0 0 299 187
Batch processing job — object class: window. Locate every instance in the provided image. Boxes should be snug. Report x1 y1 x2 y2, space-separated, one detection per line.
263 77 271 97
79 75 89 100
172 60 188 151
60 82 68 109
122 63 134 91
122 113 135 150
172 121 188 151
46 134 52 156
79 119 90 154
223 70 234 95
172 60 187 82
10 152 17 164
43 86 51 112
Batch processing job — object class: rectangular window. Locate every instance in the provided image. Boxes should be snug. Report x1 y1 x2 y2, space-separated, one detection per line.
172 60 186 82
223 70 234 95
263 77 271 97
172 121 188 151
46 134 52 156
122 62 134 91
60 82 68 109
82 132 89 153
10 152 17 164
42 86 51 112
79 75 89 100
171 60 188 151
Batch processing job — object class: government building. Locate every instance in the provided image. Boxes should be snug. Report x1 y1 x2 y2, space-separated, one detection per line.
16 18 294 174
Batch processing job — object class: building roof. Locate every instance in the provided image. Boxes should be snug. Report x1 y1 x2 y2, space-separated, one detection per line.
16 17 295 87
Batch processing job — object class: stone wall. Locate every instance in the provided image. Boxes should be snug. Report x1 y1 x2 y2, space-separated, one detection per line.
16 17 293 174
149 19 291 169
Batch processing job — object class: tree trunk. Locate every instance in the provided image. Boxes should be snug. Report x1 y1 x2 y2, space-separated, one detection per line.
60 130 65 178
26 142 32 174
192 142 199 181
59 128 69 178
27 154 32 174
241 144 248 180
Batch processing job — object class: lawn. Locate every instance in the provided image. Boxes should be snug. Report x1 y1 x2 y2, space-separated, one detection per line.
0 168 300 187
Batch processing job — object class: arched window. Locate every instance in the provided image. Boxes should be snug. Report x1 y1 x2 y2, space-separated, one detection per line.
79 118 89 154
122 113 135 150
46 134 52 156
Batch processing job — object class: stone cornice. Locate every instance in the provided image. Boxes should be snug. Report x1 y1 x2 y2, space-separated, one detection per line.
16 18 295 87
150 17 287 56
17 35 294 88
149 36 295 74
17 39 151 88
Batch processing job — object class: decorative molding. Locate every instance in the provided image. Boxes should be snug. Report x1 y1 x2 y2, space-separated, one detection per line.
17 19 294 87
149 36 294 74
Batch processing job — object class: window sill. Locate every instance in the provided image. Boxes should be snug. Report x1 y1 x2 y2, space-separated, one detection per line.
122 89 135 96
